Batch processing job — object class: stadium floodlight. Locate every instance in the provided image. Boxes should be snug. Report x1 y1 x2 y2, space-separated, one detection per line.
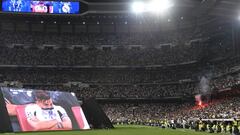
147 0 174 14
132 1 145 14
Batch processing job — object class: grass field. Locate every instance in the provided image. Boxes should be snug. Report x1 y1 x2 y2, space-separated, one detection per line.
0 125 228 135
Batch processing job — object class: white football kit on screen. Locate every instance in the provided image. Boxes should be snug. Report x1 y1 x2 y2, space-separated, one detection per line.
25 104 68 122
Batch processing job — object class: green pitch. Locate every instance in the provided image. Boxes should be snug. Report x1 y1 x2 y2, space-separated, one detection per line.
0 125 227 135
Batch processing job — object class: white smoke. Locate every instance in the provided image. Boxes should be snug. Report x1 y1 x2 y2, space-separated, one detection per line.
199 76 210 94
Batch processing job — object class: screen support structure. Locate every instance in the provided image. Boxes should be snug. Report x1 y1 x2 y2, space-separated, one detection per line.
0 90 13 133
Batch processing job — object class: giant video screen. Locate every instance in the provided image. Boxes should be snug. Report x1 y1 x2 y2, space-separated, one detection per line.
2 0 79 14
1 87 90 132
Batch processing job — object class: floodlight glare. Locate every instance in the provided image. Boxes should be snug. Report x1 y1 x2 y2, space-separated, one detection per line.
148 0 174 14
132 1 145 13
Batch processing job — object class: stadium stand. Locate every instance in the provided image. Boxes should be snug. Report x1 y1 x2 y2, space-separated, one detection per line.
0 12 239 134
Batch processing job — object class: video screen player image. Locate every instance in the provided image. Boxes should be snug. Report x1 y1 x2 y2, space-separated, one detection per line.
2 0 80 14
31 1 53 13
2 0 31 12
57 2 79 14
31 1 79 14
1 87 90 132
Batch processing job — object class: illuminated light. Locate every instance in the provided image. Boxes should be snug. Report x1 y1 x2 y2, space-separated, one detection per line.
198 101 202 106
132 1 145 13
71 92 76 96
147 0 174 14
131 0 174 14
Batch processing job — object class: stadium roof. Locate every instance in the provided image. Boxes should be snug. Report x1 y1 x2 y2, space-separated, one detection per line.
82 0 240 18
0 0 239 25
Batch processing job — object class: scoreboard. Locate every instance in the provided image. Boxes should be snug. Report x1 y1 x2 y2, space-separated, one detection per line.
1 0 83 14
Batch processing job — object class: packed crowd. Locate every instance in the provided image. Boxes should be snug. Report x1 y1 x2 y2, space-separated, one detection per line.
0 19 237 134
101 96 240 125
102 103 191 124
210 75 240 91
0 25 238 134
0 68 197 84
0 30 203 46
16 71 239 99
21 83 196 99
0 28 234 66
0 56 238 99
0 46 202 66
76 83 196 98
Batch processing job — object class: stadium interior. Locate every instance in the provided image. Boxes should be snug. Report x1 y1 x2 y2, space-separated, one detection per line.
0 0 240 134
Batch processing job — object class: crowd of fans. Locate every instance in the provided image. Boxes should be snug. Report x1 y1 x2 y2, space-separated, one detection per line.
0 54 237 99
76 83 196 98
102 103 191 124
0 46 202 66
0 69 198 84
0 28 234 66
21 83 196 99
101 96 240 126
0 27 238 134
210 74 240 91
0 56 238 99
13 70 238 99
0 30 203 46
